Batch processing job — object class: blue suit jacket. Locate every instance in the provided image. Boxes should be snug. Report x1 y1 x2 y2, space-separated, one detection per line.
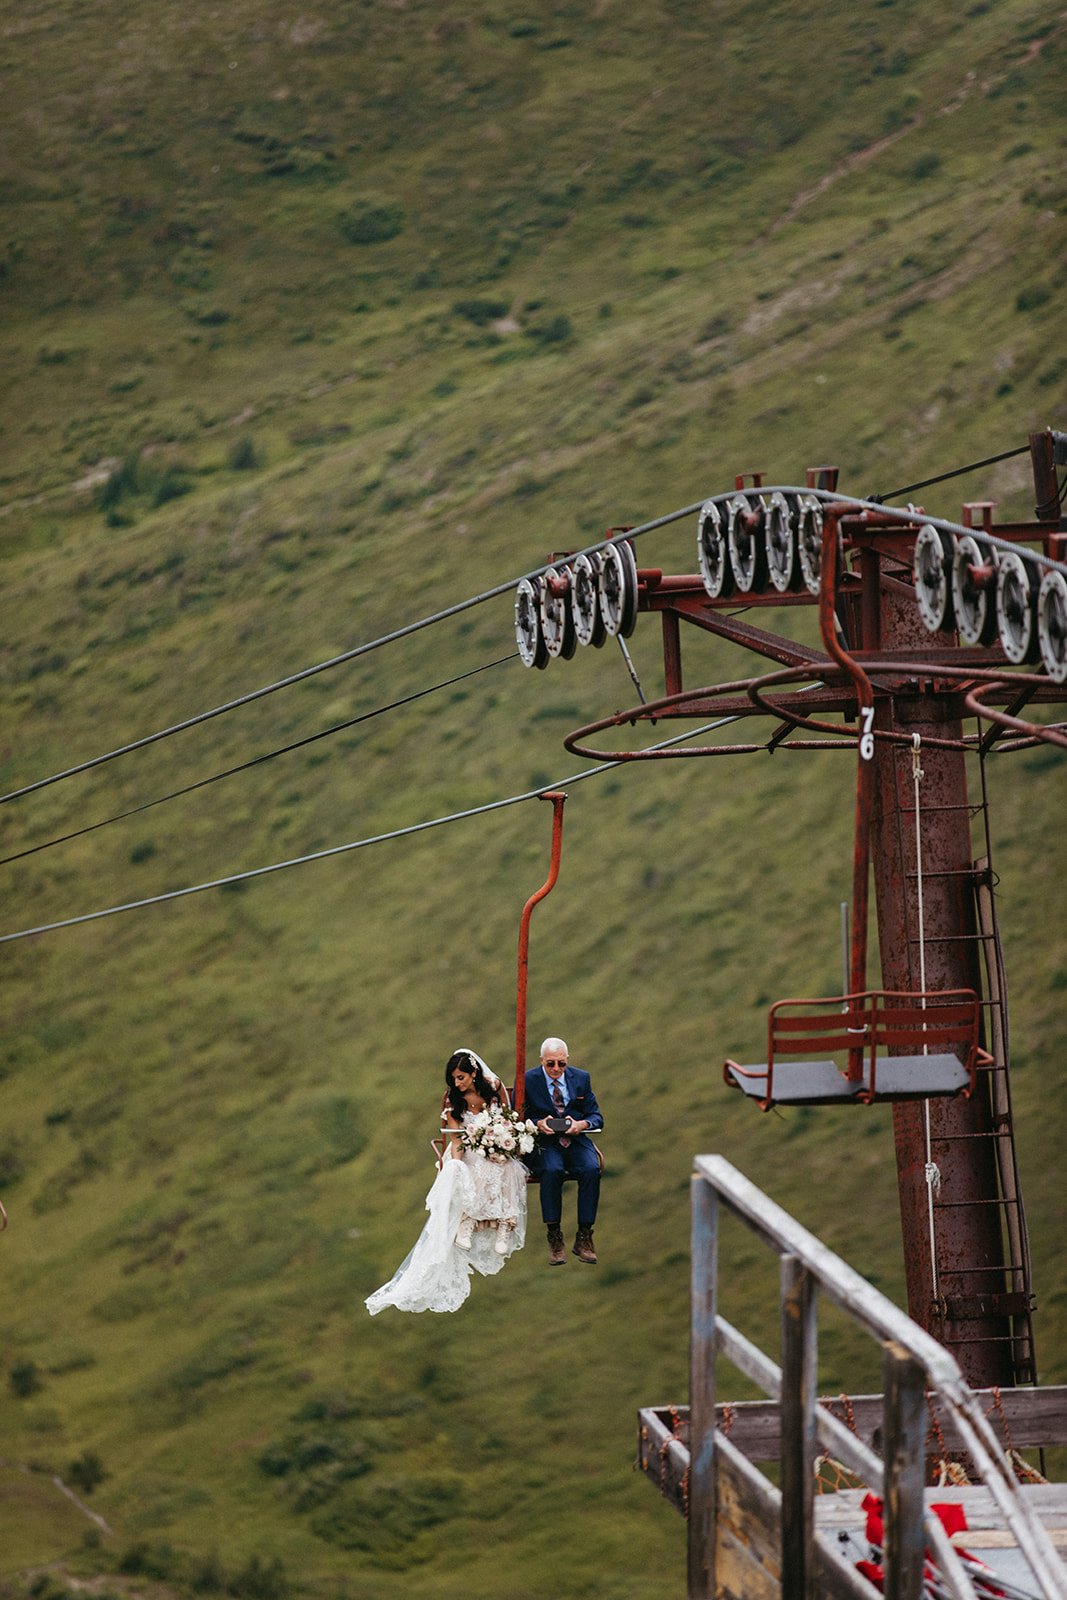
523 1066 603 1135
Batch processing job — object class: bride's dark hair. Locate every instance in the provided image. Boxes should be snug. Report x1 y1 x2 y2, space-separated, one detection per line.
444 1050 501 1121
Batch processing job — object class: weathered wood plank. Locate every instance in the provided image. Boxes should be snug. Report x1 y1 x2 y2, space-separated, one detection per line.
780 1255 817 1600
638 1413 885 1598
644 1385 1067 1460
814 1483 1067 1537
717 1434 878 1600
715 1432 781 1600
689 1175 718 1599
637 1407 689 1518
882 1343 927 1600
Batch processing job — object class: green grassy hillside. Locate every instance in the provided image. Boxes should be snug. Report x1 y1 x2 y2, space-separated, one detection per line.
1 2 1066 1596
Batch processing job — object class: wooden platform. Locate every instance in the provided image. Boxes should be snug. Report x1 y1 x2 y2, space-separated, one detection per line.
638 1388 1067 1600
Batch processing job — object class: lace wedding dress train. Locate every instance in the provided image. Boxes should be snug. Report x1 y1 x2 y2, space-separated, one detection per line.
365 1125 528 1316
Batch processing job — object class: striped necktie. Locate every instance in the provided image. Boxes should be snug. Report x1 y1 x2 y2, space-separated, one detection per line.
552 1081 571 1147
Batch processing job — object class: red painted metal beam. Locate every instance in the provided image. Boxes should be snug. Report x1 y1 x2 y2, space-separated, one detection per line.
514 792 567 1114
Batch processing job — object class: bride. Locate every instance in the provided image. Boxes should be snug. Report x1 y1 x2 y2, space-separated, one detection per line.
365 1050 530 1315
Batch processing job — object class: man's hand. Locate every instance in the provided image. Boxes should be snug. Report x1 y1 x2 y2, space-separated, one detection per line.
536 1116 554 1135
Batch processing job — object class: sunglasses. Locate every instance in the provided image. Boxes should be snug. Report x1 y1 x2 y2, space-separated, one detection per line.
543 1058 567 1067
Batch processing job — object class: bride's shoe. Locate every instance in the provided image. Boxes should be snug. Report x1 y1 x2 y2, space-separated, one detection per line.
494 1222 511 1255
456 1217 473 1250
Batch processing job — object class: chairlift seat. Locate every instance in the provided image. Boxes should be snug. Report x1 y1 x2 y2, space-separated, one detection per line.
432 1088 604 1181
723 989 986 1112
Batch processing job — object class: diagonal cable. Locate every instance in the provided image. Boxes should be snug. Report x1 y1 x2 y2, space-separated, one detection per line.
0 654 517 868
868 443 1031 505
0 716 738 945
0 506 703 808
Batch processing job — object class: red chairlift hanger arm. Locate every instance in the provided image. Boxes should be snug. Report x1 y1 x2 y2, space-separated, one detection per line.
514 791 567 1114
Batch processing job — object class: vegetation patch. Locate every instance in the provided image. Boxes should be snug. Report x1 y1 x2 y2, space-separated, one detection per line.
337 200 406 245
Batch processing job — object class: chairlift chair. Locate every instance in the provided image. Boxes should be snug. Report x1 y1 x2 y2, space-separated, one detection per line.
723 987 990 1112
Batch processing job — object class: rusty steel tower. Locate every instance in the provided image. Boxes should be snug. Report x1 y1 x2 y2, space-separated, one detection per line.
514 430 1067 1389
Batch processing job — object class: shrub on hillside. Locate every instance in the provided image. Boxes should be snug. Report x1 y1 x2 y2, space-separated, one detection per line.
95 451 192 517
229 1556 289 1600
10 1360 42 1398
0 1142 25 1188
68 1449 106 1494
452 298 508 326
190 1552 226 1593
909 151 942 180
310 1474 463 1560
524 313 573 348
118 1542 177 1579
337 201 405 245
257 1426 372 1510
1016 285 1051 313
228 435 260 471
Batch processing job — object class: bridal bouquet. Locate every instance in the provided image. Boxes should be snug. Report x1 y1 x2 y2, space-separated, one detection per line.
460 1105 538 1163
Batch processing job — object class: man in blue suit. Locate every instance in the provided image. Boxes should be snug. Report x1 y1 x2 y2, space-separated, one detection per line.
523 1036 603 1266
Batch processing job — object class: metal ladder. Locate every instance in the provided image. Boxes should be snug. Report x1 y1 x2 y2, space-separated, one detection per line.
899 773 1037 1386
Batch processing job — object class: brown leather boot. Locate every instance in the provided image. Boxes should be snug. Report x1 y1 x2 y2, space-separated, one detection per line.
572 1227 597 1264
546 1224 566 1266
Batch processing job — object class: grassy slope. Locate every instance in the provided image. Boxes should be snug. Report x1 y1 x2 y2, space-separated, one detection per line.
1 2 1066 1596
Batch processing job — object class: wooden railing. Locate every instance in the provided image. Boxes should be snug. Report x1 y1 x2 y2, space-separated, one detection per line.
684 1156 1067 1600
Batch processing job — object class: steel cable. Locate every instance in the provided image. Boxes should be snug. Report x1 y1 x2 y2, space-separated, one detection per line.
0 505 704 808
0 715 737 945
868 443 1032 505
5 447 1061 810
0 653 517 868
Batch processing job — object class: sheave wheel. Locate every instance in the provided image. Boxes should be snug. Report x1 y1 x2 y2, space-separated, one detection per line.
540 566 577 660
766 491 801 593
995 548 1040 664
572 552 606 647
697 498 734 599
913 524 955 634
1038 568 1067 683
727 492 768 594
952 535 998 646
515 576 549 669
598 541 638 638
798 494 825 596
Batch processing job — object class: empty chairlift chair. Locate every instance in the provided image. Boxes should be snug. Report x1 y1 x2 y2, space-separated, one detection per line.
723 988 989 1112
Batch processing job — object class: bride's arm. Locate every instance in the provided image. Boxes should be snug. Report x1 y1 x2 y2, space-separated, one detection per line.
440 1109 462 1161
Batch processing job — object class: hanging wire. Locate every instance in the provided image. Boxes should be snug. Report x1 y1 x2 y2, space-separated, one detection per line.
0 504 704 809
1034 465 1067 520
616 636 647 704
0 653 517 868
0 716 738 946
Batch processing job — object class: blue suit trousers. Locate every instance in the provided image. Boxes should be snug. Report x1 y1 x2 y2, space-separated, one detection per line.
538 1138 600 1227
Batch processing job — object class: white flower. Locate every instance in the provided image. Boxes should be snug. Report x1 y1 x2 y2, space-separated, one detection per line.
498 1129 515 1150
524 1119 537 1133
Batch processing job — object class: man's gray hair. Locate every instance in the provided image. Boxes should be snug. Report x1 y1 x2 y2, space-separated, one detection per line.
540 1036 568 1058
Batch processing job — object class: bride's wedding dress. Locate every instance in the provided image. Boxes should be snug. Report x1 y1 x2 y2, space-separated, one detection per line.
365 1114 528 1315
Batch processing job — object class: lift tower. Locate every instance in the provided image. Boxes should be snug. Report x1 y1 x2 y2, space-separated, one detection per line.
515 431 1067 1388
